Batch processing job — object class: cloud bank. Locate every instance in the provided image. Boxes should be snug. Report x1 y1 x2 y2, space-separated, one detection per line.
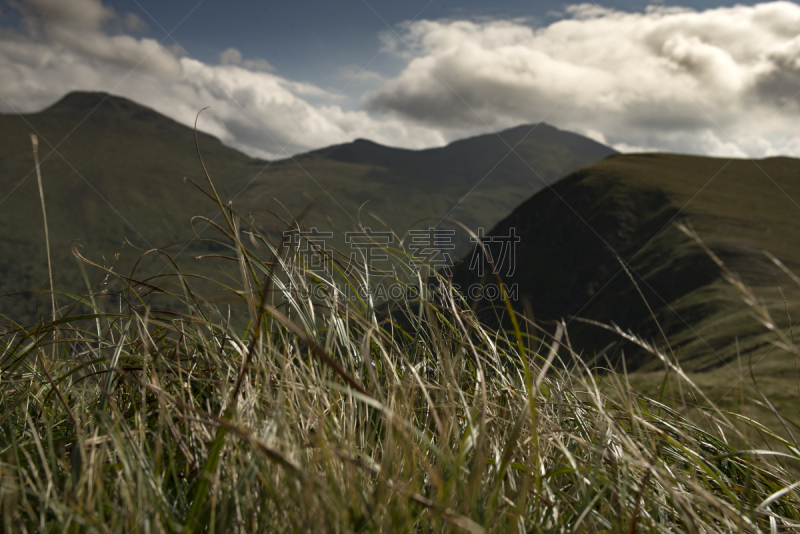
1 0 799 158
368 2 800 157
0 0 446 158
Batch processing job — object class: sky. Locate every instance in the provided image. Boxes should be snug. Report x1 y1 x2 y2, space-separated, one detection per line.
0 0 798 160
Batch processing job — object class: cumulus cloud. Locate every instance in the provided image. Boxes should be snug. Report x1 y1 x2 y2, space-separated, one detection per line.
219 47 275 73
0 0 446 158
218 47 243 66
10 0 179 77
367 2 800 157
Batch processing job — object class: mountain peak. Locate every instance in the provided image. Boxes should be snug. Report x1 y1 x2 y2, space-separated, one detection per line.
38 91 210 137
42 91 163 120
351 138 381 146
45 91 114 111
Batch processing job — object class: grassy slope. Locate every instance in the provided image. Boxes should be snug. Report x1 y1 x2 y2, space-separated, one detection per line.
457 153 800 368
0 91 615 323
3 190 799 531
452 153 800 441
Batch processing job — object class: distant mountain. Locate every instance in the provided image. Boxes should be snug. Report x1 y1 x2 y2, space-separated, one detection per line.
240 120 616 255
0 91 615 322
452 154 800 371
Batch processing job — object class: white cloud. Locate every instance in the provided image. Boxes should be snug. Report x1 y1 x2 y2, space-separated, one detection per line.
122 13 147 32
337 65 387 85
367 2 800 157
15 0 115 32
0 0 446 159
219 47 275 73
10 0 179 77
219 47 242 66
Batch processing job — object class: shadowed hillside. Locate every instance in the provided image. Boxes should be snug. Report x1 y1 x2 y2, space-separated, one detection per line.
454 153 800 372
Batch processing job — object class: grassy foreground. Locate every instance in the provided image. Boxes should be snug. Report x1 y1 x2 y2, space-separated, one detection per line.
2 170 800 533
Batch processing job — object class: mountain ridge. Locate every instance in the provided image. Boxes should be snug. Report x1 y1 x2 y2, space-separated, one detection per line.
0 91 616 322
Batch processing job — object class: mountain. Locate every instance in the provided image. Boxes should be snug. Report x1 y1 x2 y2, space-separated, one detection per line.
0 92 265 322
238 121 616 257
0 91 615 322
452 153 800 372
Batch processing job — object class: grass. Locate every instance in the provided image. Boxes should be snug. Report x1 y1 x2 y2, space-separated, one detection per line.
2 158 800 532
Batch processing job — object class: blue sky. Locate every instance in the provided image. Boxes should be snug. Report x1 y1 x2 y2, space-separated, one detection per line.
1 0 798 159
